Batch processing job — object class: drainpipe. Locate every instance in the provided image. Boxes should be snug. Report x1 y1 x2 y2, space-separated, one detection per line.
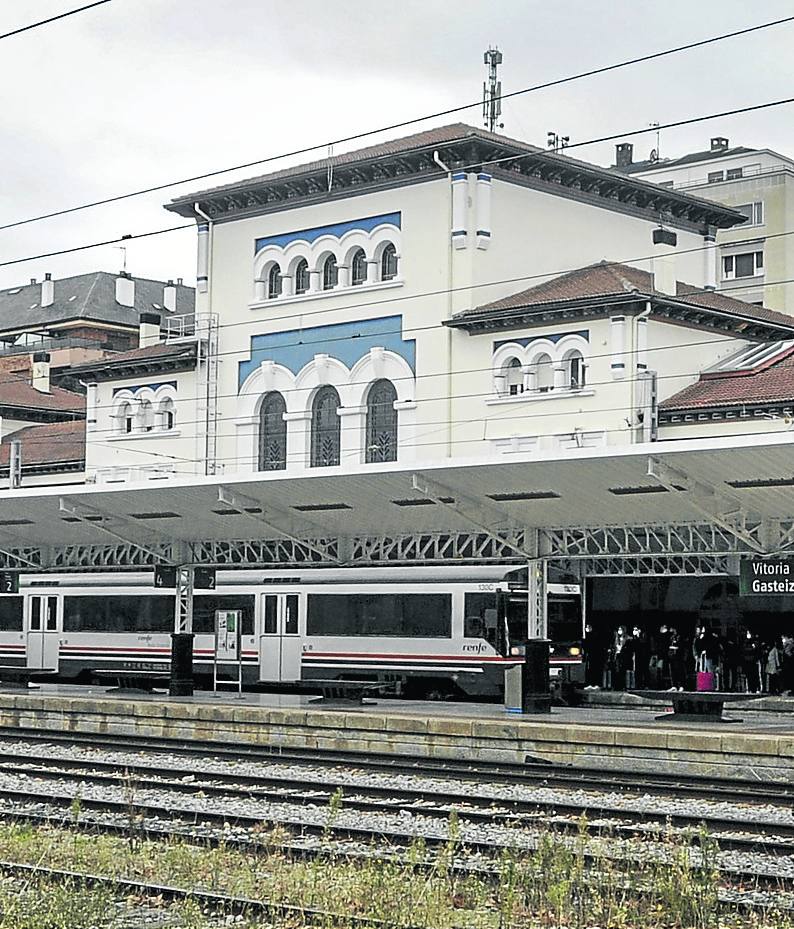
433 151 454 458
633 301 652 442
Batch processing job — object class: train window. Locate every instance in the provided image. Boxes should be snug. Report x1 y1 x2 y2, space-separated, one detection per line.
0 597 22 631
263 596 277 634
464 592 498 645
306 593 451 637
284 594 298 634
63 596 173 633
547 596 583 645
192 595 255 635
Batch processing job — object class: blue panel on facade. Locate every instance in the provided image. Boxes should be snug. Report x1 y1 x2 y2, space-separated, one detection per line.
238 316 415 387
494 330 589 350
254 213 401 254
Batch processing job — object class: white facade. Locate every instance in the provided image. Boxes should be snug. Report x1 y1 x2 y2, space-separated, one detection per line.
80 127 794 482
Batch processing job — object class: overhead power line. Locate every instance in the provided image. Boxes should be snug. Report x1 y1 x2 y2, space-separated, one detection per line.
0 14 791 233
0 1 112 42
2 94 794 274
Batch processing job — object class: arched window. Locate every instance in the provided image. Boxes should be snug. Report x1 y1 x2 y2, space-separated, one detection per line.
137 399 154 432
533 353 554 393
267 264 282 299
258 391 287 471
381 243 398 281
117 401 134 435
566 350 586 389
157 397 176 430
505 358 524 396
310 386 341 467
294 259 310 295
351 248 367 286
322 255 338 291
366 379 398 463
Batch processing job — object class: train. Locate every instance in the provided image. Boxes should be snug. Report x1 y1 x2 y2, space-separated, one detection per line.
1 564 584 698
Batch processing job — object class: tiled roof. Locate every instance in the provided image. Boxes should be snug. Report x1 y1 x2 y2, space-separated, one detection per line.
0 273 195 333
0 375 85 415
67 340 199 381
166 123 744 229
455 261 794 332
619 146 759 175
0 420 85 470
173 123 494 200
661 346 794 411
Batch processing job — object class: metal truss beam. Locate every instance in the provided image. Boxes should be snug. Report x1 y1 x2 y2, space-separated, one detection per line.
647 457 765 553
217 486 338 564
541 523 748 558
6 517 783 575
568 554 740 577
58 498 173 564
411 472 537 559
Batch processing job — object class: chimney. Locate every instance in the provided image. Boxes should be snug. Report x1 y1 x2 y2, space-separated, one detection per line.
31 351 50 393
139 311 162 348
115 271 135 308
177 277 183 286
710 136 729 152
41 273 54 308
615 142 633 169
651 227 678 296
163 279 177 313
29 278 36 286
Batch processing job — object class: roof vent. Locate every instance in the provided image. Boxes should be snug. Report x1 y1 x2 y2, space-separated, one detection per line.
115 271 135 308
615 142 633 169
41 273 54 308
710 137 729 152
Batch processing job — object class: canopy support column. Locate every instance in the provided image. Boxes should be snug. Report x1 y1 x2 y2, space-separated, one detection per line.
170 565 195 697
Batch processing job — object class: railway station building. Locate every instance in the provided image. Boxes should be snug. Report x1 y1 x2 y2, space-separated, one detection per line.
0 123 793 698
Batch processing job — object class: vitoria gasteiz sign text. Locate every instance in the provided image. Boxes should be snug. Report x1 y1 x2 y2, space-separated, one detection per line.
739 558 794 595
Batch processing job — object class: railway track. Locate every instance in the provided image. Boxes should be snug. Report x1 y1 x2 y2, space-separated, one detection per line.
0 725 791 805
0 752 789 892
0 749 790 858
0 859 415 928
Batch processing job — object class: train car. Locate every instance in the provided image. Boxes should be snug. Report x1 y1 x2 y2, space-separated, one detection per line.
0 564 583 698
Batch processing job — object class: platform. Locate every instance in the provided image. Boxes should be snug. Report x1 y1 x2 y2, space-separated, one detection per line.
0 684 790 784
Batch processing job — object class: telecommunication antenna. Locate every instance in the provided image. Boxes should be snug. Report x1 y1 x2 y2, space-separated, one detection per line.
482 46 504 133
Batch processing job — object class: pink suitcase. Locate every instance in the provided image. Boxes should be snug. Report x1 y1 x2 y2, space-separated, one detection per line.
696 671 715 692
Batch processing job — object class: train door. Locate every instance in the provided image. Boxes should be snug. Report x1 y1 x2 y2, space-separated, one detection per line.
259 592 301 682
26 595 61 671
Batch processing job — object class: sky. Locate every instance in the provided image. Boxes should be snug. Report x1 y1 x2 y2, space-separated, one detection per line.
0 0 792 290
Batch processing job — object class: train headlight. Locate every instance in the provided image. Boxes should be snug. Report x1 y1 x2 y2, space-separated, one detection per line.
568 646 581 656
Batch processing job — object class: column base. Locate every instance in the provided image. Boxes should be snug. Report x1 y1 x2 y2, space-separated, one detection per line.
170 632 195 697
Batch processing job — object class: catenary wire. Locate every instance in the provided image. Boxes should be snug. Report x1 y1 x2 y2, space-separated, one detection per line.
0 218 788 411
0 14 791 232
6 257 794 426
14 351 794 454
0 1 112 42
0 93 791 282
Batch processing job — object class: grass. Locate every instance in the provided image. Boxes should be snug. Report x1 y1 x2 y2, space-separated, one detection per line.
0 815 787 928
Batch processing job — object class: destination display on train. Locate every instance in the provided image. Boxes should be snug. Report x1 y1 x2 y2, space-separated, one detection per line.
739 558 794 595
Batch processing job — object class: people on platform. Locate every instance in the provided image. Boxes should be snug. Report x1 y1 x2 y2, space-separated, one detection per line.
587 621 791 696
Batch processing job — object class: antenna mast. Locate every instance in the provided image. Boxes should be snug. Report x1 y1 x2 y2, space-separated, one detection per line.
482 46 503 133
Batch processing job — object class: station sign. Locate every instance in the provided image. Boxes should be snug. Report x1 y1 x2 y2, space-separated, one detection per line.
739 557 794 596
215 610 241 661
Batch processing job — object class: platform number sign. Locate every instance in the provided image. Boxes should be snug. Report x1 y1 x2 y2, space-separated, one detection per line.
154 566 177 589
194 567 216 590
0 572 18 594
154 566 216 590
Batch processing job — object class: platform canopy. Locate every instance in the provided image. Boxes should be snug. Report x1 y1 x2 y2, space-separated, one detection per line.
1 432 793 571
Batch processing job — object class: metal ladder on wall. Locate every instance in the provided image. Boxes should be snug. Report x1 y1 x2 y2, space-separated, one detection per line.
196 312 220 475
